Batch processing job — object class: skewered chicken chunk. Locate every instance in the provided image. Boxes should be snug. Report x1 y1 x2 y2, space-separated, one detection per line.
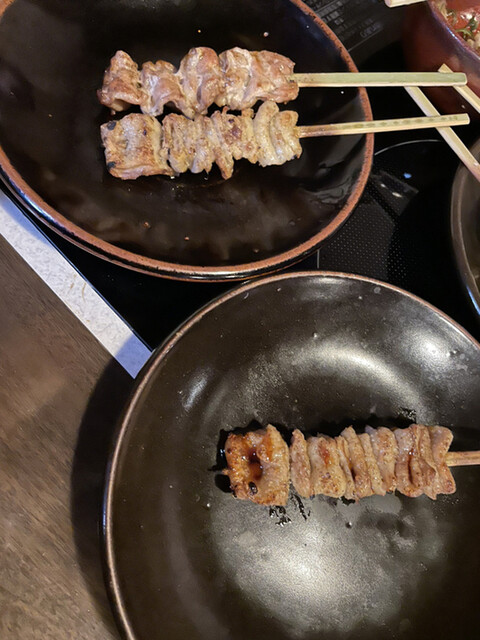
100 114 173 180
97 50 144 112
98 47 299 118
223 425 290 506
224 424 457 506
365 425 398 493
289 429 313 498
307 435 347 499
100 101 302 180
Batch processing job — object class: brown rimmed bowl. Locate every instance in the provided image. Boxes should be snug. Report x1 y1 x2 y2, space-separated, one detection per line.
451 135 480 320
0 0 372 281
104 271 480 640
404 0 480 116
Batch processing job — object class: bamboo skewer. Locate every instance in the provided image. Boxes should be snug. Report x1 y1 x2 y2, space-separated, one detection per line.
439 63 480 113
291 71 467 88
405 86 480 181
385 0 426 7
296 113 470 137
446 451 480 467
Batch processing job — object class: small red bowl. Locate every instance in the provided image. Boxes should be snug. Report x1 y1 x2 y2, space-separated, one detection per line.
404 0 480 116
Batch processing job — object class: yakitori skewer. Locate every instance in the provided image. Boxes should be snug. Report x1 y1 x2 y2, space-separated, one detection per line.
405 86 480 181
385 0 426 7
223 423 480 506
101 101 469 181
98 47 466 120
439 63 480 114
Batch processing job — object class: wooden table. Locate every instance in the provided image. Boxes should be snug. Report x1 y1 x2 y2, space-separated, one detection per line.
0 235 133 639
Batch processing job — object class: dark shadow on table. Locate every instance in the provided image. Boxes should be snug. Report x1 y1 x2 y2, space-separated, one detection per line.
70 357 136 637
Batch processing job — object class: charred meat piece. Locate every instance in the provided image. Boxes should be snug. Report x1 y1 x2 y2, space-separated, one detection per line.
223 425 290 506
359 432 385 496
416 425 439 500
307 435 347 499
365 426 398 493
204 116 235 180
210 110 259 164
252 101 280 166
394 426 422 498
177 47 224 118
218 47 252 110
102 102 301 180
429 426 456 495
140 60 183 117
243 50 298 109
189 115 216 175
289 429 313 498
100 114 173 180
394 425 437 498
269 109 302 165
161 113 191 174
98 47 298 118
340 426 373 499
335 435 356 501
98 51 144 112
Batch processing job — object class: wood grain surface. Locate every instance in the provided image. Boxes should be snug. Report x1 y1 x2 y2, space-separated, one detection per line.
0 236 134 639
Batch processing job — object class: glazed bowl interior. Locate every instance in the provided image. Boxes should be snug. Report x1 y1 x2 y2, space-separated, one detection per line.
0 0 372 280
450 136 480 319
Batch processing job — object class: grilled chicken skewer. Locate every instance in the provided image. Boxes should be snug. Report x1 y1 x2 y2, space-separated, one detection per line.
98 48 466 120
100 103 468 181
98 48 299 119
223 424 478 506
100 101 301 180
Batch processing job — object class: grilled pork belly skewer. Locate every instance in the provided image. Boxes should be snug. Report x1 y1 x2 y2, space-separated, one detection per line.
223 424 480 507
98 48 466 120
100 102 468 181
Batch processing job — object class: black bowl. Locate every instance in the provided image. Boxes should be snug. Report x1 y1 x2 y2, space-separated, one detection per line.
0 0 372 280
451 136 480 320
104 272 480 640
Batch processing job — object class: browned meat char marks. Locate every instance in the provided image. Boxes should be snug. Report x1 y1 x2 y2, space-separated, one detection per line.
99 47 298 118
177 47 224 118
359 432 385 496
340 427 373 499
100 114 173 180
335 435 356 500
218 48 252 110
269 109 302 165
161 113 191 174
223 425 290 506
140 60 183 117
394 425 436 498
224 424 456 506
365 426 398 493
245 50 298 108
102 103 301 180
252 101 281 166
429 426 456 495
307 435 347 498
394 427 421 498
289 429 313 498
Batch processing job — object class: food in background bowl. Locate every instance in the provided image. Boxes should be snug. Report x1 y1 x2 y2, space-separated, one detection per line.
437 1 480 52
404 0 480 115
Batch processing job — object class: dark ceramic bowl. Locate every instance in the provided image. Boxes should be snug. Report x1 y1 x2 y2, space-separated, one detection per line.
104 271 480 640
0 0 373 281
404 0 480 116
451 136 480 319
